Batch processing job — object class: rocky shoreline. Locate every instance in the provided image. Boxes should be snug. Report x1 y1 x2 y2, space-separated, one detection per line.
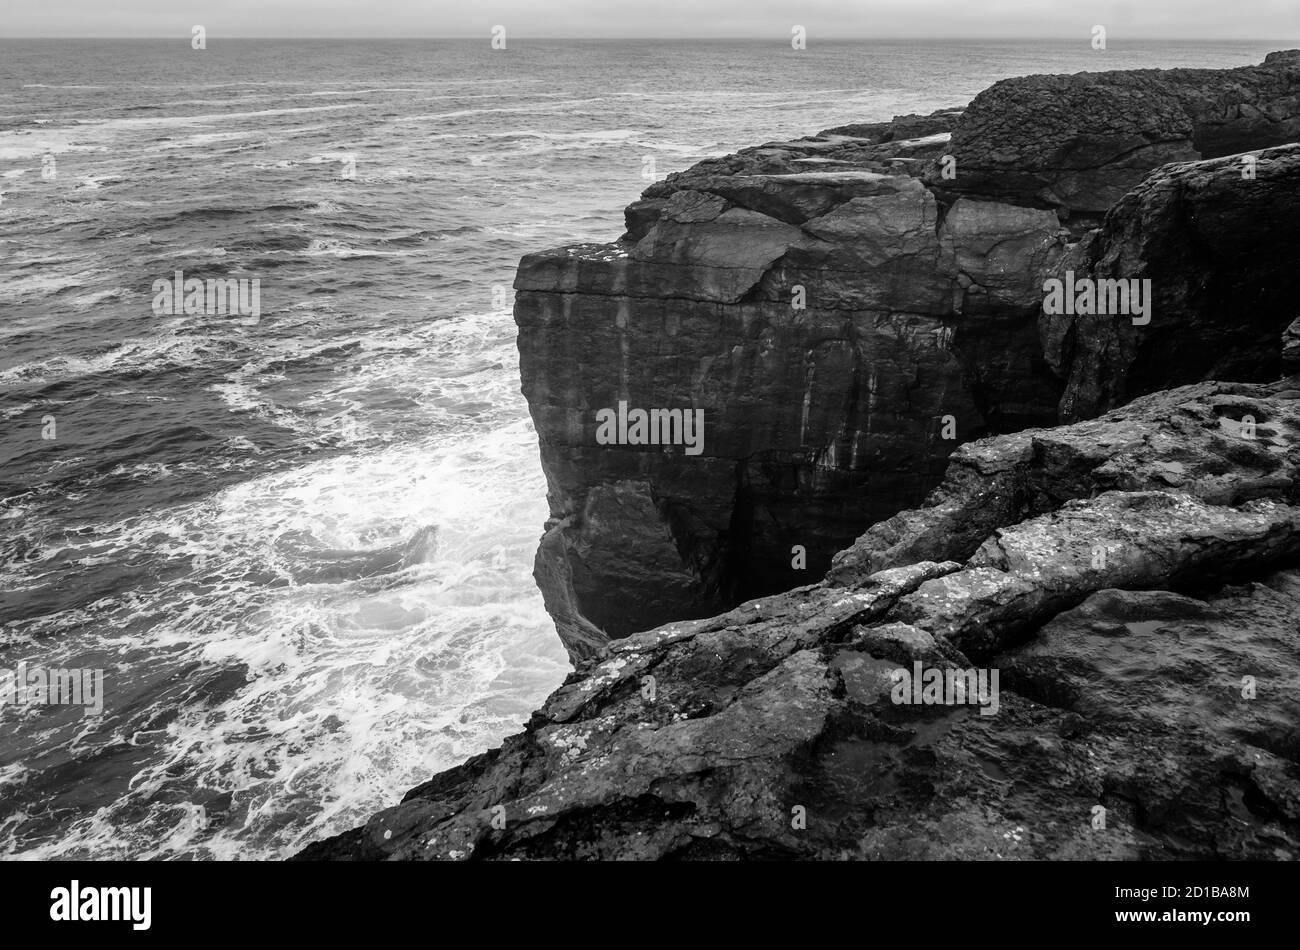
298 52 1300 860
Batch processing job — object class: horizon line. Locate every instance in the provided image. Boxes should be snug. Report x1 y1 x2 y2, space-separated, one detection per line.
1 35 1294 42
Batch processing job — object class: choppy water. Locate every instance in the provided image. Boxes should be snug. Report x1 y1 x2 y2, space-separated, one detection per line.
0 38 1279 859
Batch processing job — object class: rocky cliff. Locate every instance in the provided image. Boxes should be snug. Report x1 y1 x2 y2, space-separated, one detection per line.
300 375 1300 860
519 52 1300 661
298 53 1300 860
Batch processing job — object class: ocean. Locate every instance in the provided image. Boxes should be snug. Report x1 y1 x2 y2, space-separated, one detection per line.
0 37 1280 859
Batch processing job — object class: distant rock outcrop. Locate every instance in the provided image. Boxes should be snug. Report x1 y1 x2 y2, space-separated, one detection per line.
931 53 1300 225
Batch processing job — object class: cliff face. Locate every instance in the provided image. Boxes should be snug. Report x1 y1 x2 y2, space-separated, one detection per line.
518 53 1300 661
300 375 1300 861
298 53 1300 861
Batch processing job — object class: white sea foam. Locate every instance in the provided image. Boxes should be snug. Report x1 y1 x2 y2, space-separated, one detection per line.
5 380 566 859
150 130 264 151
0 130 103 160
395 99 605 123
0 270 99 302
0 333 218 386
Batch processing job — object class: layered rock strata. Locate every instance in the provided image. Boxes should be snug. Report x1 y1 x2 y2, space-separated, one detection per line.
519 53 1300 660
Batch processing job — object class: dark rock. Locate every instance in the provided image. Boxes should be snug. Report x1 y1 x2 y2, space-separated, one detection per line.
516 153 1061 659
931 53 1300 224
829 378 1300 583
1282 317 1300 369
516 55 1300 661
819 108 964 142
886 490 1300 658
1041 144 1300 421
298 378 1300 861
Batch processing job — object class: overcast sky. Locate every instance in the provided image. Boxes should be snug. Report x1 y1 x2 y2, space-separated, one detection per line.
4 0 1298 39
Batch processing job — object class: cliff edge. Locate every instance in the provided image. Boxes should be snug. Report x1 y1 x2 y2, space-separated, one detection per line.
518 53 1300 660
297 53 1300 860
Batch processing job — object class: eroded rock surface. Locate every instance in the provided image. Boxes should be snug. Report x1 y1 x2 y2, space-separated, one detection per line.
1040 145 1300 421
830 378 1300 582
299 377 1300 860
931 52 1300 223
